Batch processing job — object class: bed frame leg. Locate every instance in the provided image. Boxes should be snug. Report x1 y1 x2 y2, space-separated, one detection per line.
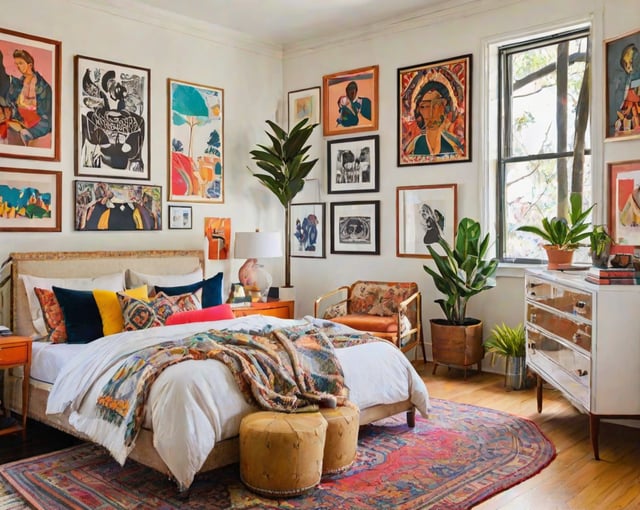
406 407 416 428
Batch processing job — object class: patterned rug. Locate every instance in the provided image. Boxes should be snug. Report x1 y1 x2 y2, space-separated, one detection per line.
0 399 555 510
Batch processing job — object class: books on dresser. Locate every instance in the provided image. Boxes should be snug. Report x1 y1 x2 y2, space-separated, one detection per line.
585 266 637 285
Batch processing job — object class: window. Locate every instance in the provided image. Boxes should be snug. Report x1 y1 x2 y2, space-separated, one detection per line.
497 27 592 264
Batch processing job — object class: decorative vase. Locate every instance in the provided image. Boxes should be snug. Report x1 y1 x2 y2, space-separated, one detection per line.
543 245 574 270
505 356 527 390
590 247 611 268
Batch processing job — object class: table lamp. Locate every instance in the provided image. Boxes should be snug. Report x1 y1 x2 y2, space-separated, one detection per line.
234 231 282 301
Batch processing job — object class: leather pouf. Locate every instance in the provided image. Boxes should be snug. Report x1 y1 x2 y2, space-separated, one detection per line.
239 411 327 498
319 405 360 475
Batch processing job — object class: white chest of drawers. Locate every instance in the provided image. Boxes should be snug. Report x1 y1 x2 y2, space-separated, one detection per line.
525 268 640 459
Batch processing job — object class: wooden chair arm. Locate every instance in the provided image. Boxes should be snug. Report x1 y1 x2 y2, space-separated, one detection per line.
313 286 350 317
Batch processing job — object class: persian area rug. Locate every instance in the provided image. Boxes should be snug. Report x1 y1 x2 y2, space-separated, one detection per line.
0 399 555 510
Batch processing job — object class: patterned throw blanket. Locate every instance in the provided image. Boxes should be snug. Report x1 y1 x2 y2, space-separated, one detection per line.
96 324 381 447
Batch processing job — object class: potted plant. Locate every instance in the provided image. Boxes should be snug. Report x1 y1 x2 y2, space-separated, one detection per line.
516 192 595 269
589 224 613 268
484 322 527 390
423 217 499 378
248 118 319 293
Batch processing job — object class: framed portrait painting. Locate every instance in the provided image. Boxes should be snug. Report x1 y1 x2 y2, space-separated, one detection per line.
74 180 161 231
605 29 640 140
398 54 471 166
608 160 640 245
290 202 325 258
168 78 224 203
168 205 192 230
396 184 457 258
330 200 380 255
0 28 61 161
0 167 61 232
288 86 320 129
323 65 378 137
327 135 379 194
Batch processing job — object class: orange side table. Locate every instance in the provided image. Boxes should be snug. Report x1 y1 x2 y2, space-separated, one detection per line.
0 336 32 439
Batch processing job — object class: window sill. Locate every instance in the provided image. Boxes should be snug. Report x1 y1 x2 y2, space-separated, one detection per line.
496 262 545 279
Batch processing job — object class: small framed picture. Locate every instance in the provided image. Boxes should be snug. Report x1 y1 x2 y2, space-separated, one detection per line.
169 205 192 230
327 135 379 194
0 167 61 232
396 184 457 258
330 200 380 255
290 202 325 258
288 86 320 129
608 160 640 245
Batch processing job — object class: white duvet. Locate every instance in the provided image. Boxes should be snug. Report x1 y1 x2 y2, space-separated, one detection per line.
46 315 430 490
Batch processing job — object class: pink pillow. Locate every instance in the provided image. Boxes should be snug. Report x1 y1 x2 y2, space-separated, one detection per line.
165 304 235 325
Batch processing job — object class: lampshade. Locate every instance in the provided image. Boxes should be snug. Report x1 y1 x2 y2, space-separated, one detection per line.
234 231 283 259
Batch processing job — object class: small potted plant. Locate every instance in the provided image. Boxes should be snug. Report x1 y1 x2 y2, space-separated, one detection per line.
484 322 527 390
589 224 613 268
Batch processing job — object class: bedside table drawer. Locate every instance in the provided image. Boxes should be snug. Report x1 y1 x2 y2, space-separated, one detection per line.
0 344 29 365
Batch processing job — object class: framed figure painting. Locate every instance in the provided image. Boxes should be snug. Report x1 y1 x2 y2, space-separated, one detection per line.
398 54 471 166
290 202 325 258
168 78 224 203
396 184 457 258
74 55 150 179
608 160 640 245
605 29 640 140
0 28 61 161
330 200 380 255
323 65 378 137
327 135 379 194
288 86 320 129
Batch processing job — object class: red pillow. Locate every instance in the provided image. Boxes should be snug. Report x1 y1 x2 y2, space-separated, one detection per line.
165 304 235 325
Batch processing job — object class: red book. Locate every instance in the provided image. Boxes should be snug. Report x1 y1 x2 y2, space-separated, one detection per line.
585 275 636 285
586 267 635 279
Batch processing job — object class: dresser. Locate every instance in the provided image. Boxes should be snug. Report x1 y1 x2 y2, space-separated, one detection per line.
232 300 294 320
0 336 32 439
524 269 640 459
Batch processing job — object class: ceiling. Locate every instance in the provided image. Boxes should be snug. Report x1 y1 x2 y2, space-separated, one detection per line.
131 0 459 46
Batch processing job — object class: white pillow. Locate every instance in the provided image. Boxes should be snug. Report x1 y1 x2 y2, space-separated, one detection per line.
20 272 125 337
126 268 203 289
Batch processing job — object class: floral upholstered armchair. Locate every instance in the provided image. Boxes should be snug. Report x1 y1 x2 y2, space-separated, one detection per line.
313 280 425 361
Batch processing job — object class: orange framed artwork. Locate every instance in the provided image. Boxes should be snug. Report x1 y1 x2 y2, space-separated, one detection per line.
322 65 378 137
608 159 640 246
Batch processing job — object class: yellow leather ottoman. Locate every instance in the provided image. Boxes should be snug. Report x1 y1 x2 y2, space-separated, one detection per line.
239 411 327 497
319 405 360 475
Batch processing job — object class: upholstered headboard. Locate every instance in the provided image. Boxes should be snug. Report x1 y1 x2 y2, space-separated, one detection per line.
10 250 204 337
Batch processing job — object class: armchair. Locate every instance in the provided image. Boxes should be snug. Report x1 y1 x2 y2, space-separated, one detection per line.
313 280 425 361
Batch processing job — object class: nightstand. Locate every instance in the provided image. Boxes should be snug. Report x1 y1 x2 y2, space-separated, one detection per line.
0 336 32 439
232 300 295 319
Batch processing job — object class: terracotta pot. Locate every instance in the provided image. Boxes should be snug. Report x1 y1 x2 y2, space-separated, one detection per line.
430 318 484 378
543 245 574 270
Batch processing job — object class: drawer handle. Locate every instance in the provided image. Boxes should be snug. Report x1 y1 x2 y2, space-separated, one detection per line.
529 312 536 323
575 369 588 377
575 300 586 309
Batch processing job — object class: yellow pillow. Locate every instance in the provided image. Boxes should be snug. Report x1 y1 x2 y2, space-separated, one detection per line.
93 285 149 336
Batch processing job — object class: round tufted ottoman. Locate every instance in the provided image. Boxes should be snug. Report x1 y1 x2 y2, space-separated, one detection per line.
239 411 328 498
319 405 360 475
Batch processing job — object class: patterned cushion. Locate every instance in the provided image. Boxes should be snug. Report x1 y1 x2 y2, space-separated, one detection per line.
118 291 201 331
155 272 224 308
349 282 416 316
323 302 347 320
34 288 67 343
93 285 149 336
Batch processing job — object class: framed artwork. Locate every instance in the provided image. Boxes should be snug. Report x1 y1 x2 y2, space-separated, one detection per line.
0 28 61 161
74 55 150 179
327 135 379 194
605 30 640 140
290 202 326 258
397 54 472 166
0 167 61 232
205 217 231 260
168 78 224 203
330 200 380 255
322 65 378 137
396 184 457 258
168 205 192 230
608 160 640 246
74 180 161 231
288 86 320 129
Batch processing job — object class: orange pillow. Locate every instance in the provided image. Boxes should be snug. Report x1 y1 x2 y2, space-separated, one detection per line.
34 288 67 343
165 304 234 325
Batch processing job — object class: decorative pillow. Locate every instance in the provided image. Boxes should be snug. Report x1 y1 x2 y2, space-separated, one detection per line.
126 268 202 290
323 302 347 320
155 272 223 308
19 272 125 337
368 285 415 316
118 291 201 331
52 286 104 344
33 288 67 343
93 285 149 336
165 303 235 326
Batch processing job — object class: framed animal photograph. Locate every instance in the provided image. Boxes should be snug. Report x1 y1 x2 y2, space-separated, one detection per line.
605 29 640 141
396 184 457 258
322 65 378 137
0 167 61 232
398 54 471 166
74 55 150 179
74 180 161 231
608 160 640 245
290 202 325 258
0 28 61 161
330 200 380 255
288 86 320 129
168 205 192 230
168 78 224 203
327 135 379 194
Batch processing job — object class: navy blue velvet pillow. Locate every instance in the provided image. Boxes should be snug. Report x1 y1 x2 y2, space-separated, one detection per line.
52 286 104 344
155 272 223 308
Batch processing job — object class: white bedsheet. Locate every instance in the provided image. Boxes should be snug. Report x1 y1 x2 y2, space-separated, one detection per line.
46 315 430 490
31 342 85 384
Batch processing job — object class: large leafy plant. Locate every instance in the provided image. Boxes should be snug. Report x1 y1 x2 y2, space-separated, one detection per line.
423 218 499 325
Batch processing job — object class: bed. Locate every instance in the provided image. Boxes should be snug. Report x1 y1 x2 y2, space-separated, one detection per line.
4 250 430 490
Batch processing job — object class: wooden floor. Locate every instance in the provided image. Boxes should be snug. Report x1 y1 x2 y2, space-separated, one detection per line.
1 362 639 509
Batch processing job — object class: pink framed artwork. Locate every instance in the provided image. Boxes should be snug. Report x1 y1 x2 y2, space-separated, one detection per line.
608 159 640 246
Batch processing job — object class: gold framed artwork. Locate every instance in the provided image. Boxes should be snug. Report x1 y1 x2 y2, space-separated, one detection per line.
288 86 320 129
